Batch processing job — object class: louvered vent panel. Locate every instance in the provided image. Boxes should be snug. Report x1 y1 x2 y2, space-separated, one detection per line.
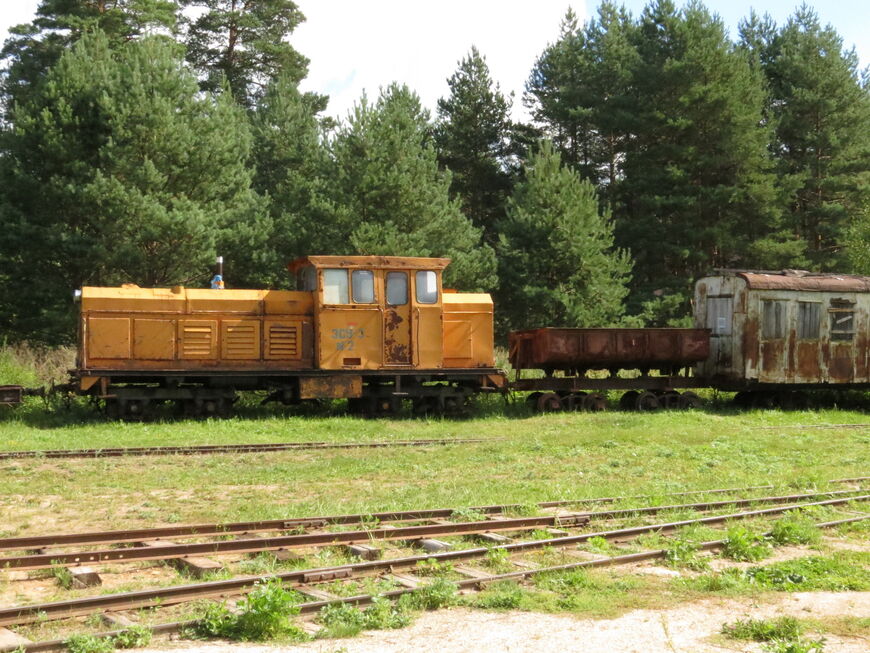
224 324 257 358
183 324 214 358
269 324 298 358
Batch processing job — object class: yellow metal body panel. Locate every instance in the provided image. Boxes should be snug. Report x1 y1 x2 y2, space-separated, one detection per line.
133 319 175 360
88 317 131 359
299 375 362 399
443 293 495 368
80 287 314 370
318 308 382 369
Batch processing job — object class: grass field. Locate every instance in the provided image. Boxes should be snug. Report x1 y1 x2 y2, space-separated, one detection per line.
1 393 868 650
1 397 868 534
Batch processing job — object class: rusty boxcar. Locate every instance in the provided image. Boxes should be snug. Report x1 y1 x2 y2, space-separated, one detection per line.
75 256 504 418
694 270 870 406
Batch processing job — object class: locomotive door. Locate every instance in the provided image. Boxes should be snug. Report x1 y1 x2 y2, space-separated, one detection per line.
383 271 412 365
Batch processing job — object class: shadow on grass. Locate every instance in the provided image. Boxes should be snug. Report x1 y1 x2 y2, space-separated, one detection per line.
2 386 869 431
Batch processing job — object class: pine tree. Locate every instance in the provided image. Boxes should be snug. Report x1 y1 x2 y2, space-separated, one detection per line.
434 46 514 246
616 0 778 317
250 73 344 284
0 31 266 343
181 0 311 106
1 0 178 115
762 5 870 271
497 141 631 332
331 84 497 291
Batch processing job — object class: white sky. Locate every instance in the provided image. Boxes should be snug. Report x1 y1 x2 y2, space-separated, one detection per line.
1 1 867 123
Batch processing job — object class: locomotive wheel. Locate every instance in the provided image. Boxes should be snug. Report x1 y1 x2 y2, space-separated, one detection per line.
581 392 607 412
619 391 639 411
526 392 543 408
635 391 660 411
733 391 753 408
752 391 778 409
659 391 682 410
561 392 586 411
536 392 562 412
678 391 702 409
679 391 702 409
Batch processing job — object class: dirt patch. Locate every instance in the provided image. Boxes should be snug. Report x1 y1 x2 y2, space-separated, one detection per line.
138 591 868 653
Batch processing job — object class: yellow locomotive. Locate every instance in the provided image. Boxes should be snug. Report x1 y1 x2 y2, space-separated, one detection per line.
76 256 504 418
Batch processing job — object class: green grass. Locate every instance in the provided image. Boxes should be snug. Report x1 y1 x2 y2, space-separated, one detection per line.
0 405 868 535
683 551 870 594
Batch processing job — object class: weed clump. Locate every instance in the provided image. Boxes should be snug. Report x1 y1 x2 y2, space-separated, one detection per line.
191 579 308 642
683 552 870 593
722 526 772 562
665 538 710 571
450 507 488 522
770 513 822 546
405 578 459 610
413 558 454 577
65 634 114 653
473 581 525 609
722 616 804 641
112 625 152 649
317 596 410 638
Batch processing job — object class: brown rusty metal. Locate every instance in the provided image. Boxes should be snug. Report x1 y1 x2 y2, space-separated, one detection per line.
737 271 870 292
298 375 362 399
509 328 710 373
0 386 23 406
0 437 491 461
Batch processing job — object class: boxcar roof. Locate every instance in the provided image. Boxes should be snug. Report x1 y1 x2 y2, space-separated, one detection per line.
729 270 870 292
288 255 450 272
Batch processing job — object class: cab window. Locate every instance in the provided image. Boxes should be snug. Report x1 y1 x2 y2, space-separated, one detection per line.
322 269 349 304
386 272 408 305
297 266 317 292
416 270 438 304
352 270 375 303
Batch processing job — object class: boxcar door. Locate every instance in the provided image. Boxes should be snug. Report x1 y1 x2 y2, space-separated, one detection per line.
825 299 856 383
758 298 791 383
383 271 412 365
705 296 734 374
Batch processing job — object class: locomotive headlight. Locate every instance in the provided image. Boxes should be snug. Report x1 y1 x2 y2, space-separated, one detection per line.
73 289 82 302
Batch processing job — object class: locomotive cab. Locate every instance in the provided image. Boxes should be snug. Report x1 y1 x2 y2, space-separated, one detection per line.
288 255 495 372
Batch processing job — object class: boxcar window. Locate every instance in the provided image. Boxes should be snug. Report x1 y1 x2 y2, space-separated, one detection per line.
351 270 375 304
830 310 855 341
797 302 821 339
706 297 732 336
762 300 787 339
416 271 438 304
386 272 408 306
322 269 349 304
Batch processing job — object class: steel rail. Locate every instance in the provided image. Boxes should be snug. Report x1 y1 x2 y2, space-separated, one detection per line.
1 486 857 553
0 514 589 571
1 497 864 627
1 514 865 651
0 489 862 564
0 438 495 460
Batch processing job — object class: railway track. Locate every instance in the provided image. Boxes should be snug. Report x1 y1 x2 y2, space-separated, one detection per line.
0 493 866 627
8 515 866 653
0 489 864 569
0 506 865 653
0 437 496 460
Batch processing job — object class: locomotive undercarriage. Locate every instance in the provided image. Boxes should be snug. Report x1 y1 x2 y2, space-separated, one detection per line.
81 369 505 420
